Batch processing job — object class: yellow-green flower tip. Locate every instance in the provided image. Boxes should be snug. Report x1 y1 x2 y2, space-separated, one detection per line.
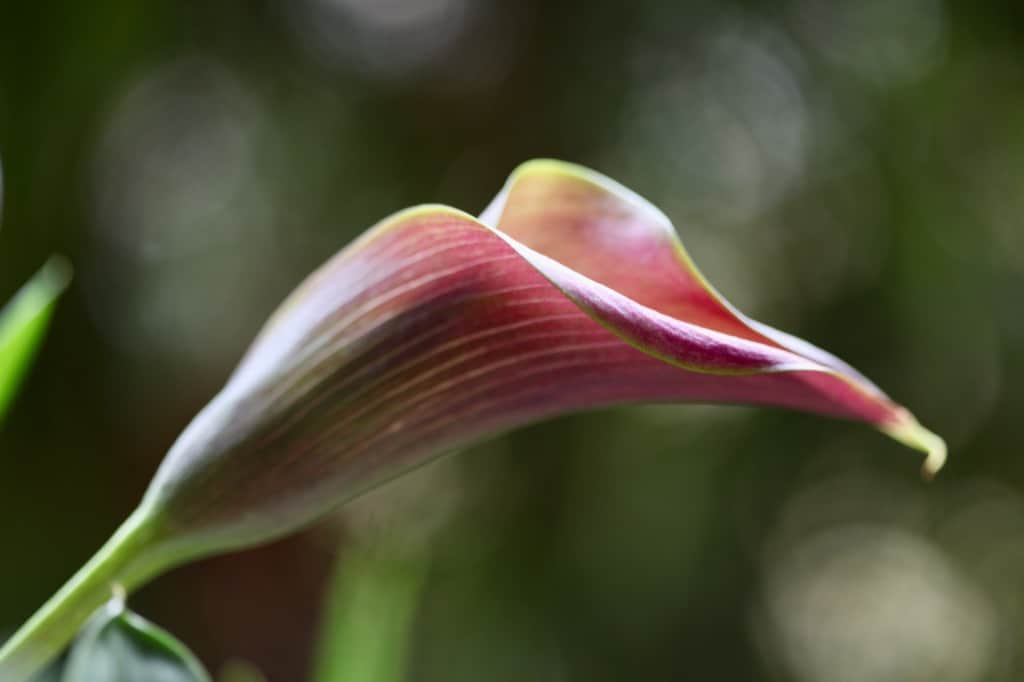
880 411 947 480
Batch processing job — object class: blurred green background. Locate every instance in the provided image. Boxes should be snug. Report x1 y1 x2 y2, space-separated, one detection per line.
2 0 1022 680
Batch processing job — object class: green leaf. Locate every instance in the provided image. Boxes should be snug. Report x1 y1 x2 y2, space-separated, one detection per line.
0 256 71 420
27 660 63 682
61 599 211 682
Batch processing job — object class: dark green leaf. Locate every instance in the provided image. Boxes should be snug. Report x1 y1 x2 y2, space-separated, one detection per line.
61 599 210 682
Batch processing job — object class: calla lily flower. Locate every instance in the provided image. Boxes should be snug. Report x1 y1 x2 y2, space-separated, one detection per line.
0 160 945 681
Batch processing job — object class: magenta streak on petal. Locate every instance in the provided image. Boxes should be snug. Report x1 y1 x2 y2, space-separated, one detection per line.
262 344 892 512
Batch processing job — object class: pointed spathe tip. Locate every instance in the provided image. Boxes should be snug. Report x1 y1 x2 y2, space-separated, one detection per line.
880 410 947 479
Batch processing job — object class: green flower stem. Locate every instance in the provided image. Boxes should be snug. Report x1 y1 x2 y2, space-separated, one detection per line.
0 506 168 682
313 548 428 682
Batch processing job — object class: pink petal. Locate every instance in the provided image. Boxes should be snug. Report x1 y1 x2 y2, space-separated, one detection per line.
149 180 944 549
482 160 943 473
0 162 948 682
482 160 880 386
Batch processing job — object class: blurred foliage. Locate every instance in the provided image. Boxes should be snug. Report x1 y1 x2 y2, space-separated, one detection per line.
0 258 69 421
312 548 425 682
61 601 210 682
1 0 1023 680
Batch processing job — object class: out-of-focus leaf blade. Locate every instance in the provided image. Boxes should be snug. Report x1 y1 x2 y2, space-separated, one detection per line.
61 599 210 682
313 549 426 682
0 257 71 420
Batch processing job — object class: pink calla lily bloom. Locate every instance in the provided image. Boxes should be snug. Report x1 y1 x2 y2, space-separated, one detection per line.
0 160 946 682
149 159 945 553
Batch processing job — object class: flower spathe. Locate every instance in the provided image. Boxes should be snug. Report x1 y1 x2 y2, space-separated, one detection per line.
0 160 946 682
146 159 945 553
